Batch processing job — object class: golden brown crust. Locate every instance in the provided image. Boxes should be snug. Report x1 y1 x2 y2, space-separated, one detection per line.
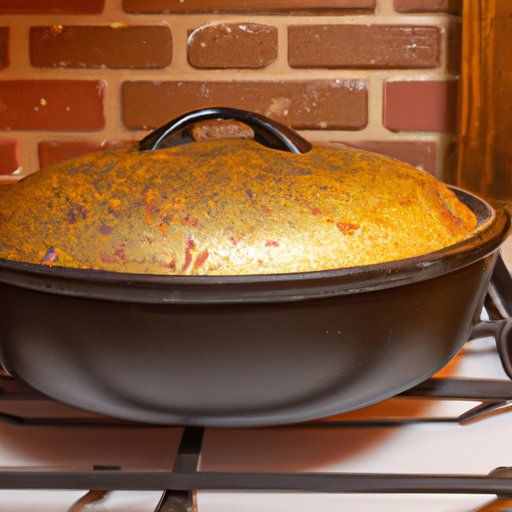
0 139 477 275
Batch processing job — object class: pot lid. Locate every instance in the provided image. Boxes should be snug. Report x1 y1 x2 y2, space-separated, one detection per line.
0 108 479 276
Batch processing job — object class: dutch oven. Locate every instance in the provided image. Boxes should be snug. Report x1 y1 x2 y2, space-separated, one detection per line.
0 107 510 427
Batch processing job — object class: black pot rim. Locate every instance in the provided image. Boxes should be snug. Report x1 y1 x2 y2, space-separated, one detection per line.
0 187 510 304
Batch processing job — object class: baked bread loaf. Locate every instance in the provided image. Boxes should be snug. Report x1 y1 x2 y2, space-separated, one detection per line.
0 139 477 275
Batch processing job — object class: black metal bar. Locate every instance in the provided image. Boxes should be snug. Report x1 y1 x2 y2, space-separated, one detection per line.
155 490 193 512
286 419 460 429
0 469 511 496
0 411 156 428
172 427 205 474
153 427 205 512
399 378 512 401
489 253 512 318
458 400 512 424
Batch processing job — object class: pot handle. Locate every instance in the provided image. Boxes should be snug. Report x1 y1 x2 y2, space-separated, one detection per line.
470 252 512 379
471 318 512 380
138 107 312 154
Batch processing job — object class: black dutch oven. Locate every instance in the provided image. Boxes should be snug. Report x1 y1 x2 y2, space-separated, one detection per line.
0 108 510 427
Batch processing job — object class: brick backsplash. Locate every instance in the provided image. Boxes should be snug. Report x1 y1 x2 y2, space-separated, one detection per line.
0 0 105 15
38 139 134 168
0 27 7 69
123 0 378 14
0 0 460 183
384 80 458 132
30 25 173 69
394 0 461 13
0 138 18 175
123 80 368 130
288 25 441 69
0 80 105 130
188 23 278 69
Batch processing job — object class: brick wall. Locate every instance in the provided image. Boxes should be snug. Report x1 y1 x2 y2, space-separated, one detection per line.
0 0 461 190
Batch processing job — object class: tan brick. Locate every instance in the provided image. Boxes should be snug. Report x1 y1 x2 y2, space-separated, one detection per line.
123 0 375 14
122 80 368 131
0 80 105 131
30 25 172 69
289 25 440 69
188 23 277 69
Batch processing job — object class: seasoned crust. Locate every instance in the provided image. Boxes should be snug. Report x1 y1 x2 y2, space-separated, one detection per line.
0 139 477 275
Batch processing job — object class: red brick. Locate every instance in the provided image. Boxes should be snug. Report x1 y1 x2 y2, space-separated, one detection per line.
0 139 20 175
0 81 105 131
188 23 277 69
0 0 104 14
384 81 458 132
344 140 438 175
122 80 368 131
0 28 7 70
394 0 461 13
289 25 440 69
30 25 172 69
123 0 375 14
39 140 135 169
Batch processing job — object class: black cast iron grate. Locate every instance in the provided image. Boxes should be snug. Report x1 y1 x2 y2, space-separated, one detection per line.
1 254 512 511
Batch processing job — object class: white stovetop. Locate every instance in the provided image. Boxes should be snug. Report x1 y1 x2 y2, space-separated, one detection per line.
1 237 512 512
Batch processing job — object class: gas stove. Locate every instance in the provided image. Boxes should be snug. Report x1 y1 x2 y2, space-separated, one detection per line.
0 239 512 512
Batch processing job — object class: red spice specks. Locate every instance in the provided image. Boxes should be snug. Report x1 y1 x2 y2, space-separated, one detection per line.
312 208 321 215
193 250 209 270
101 252 118 264
163 256 177 270
181 237 196 273
336 221 360 235
113 247 128 262
228 236 239 246
180 214 199 227
399 198 413 207
265 240 279 247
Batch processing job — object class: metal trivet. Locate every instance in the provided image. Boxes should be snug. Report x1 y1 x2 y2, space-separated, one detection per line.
1 426 512 512
0 254 512 512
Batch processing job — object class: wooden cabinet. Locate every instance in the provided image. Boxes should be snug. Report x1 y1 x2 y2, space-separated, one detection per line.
456 0 512 200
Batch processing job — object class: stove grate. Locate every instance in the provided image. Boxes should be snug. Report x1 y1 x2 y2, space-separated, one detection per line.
1 254 512 511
